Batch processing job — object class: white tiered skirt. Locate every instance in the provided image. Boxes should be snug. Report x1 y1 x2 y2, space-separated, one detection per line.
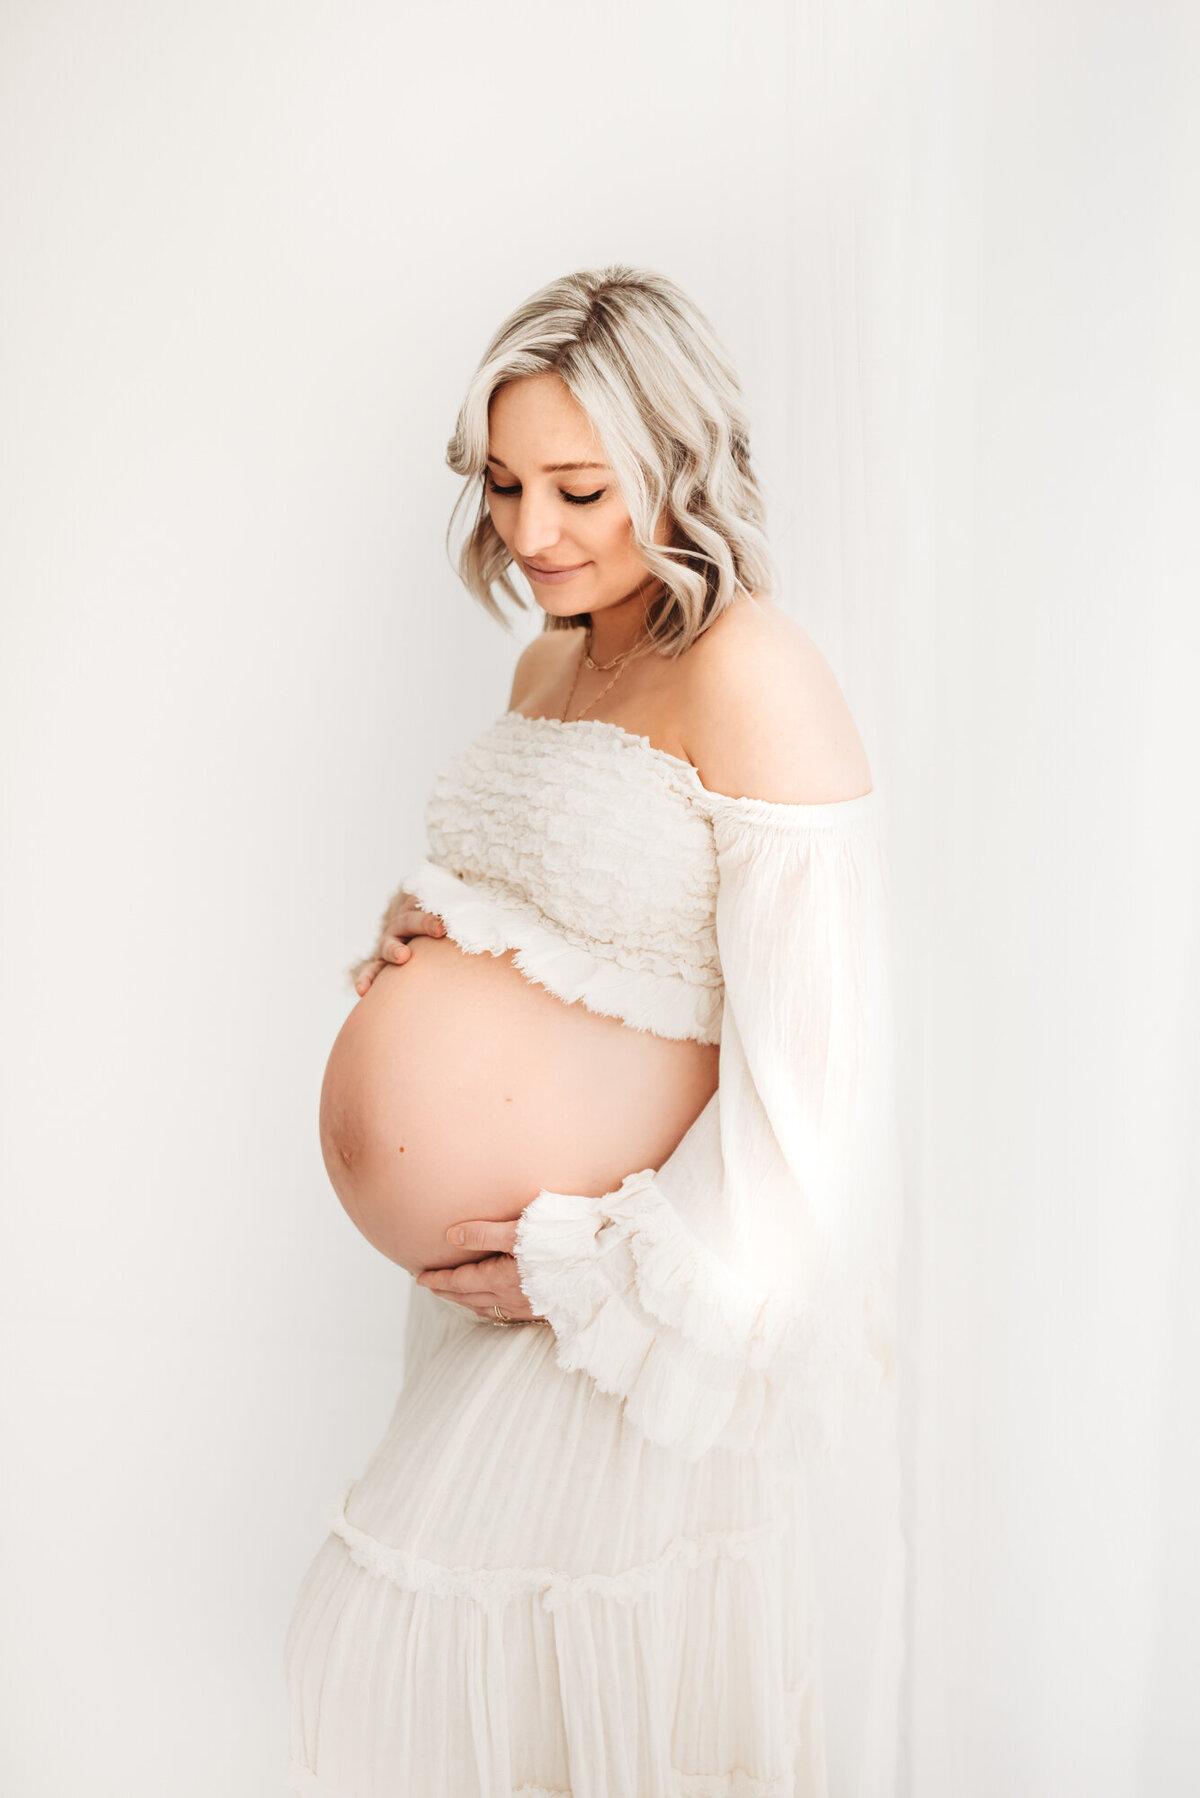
285 1281 829 1798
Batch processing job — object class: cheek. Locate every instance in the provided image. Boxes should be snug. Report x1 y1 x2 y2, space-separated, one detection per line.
592 506 639 563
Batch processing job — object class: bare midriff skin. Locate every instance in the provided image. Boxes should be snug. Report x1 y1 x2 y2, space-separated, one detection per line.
318 936 719 1276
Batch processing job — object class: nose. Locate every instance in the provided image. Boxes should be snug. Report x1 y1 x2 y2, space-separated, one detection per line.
508 491 568 562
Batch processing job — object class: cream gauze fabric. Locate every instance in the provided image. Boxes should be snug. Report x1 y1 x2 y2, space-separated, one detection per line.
286 708 904 1798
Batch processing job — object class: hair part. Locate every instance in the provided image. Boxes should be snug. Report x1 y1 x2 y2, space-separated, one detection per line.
444 264 779 658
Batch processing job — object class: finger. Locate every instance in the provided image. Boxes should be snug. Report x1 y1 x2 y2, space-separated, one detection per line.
421 1277 499 1305
478 1292 539 1322
420 1277 542 1323
354 959 384 995
420 1255 536 1317
444 1219 520 1254
387 909 447 941
482 1263 538 1319
447 1291 539 1322
420 1260 508 1293
380 939 413 966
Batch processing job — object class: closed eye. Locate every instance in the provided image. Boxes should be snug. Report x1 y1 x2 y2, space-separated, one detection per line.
485 478 606 507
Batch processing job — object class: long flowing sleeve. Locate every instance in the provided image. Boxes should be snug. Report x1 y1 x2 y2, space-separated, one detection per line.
512 788 903 1466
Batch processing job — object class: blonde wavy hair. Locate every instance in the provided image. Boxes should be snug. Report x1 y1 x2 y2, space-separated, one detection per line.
444 265 778 657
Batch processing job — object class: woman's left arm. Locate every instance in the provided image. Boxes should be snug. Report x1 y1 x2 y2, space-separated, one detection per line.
503 800 903 1462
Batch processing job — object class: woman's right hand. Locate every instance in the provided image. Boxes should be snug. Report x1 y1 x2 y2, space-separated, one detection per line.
350 888 447 996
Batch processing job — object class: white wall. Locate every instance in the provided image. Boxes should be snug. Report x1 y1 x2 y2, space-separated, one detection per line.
0 5 838 1792
2 3 1197 1795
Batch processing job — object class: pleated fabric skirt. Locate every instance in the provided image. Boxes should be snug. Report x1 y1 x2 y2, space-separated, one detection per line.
285 1281 829 1798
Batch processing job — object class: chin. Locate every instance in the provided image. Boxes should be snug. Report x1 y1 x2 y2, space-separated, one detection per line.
529 593 588 618
525 592 597 626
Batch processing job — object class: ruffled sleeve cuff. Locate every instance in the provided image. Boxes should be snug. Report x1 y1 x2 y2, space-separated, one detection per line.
513 1168 893 1465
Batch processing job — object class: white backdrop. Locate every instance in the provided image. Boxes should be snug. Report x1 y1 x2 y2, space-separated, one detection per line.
2 3 1197 1795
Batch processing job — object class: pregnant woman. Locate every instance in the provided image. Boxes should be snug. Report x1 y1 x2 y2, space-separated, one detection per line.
286 265 902 1798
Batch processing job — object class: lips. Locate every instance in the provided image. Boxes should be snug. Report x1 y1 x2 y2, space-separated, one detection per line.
521 558 591 587
524 560 588 574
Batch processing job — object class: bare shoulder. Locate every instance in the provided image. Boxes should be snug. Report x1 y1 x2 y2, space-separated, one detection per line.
507 625 581 712
678 596 873 804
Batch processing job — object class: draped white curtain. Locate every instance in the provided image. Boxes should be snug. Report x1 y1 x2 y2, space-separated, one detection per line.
896 7 1200 1792
2 2 1197 1794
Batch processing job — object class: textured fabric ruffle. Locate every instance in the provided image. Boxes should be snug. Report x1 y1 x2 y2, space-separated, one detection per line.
403 855 723 1045
328 1476 789 1611
413 710 725 1037
514 1170 890 1468
286 1283 828 1798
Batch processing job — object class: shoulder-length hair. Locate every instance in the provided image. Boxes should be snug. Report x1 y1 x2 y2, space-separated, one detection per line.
444 264 778 657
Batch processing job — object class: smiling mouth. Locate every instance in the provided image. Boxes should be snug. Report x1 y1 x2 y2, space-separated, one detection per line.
524 560 589 573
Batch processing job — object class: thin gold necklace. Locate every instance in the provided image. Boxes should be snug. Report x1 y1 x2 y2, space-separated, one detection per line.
584 638 633 672
560 629 639 722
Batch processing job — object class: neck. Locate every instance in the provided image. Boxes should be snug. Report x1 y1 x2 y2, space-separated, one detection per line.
586 578 661 664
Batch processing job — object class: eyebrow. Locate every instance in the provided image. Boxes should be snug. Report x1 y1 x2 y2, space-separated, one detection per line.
486 455 610 474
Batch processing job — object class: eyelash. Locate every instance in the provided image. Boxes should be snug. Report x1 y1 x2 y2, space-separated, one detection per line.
485 478 605 507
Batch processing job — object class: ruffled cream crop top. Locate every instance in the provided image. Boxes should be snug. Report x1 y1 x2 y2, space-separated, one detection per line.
402 710 728 1043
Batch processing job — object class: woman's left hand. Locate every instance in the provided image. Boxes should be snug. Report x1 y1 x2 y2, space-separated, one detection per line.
415 1219 546 1323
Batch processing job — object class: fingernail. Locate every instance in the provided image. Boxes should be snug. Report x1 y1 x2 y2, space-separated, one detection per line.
447 1228 463 1245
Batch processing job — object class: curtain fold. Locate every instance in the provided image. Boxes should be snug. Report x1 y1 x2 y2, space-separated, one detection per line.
757 3 1200 1793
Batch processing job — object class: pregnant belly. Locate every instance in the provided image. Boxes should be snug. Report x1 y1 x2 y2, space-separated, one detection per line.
318 934 720 1276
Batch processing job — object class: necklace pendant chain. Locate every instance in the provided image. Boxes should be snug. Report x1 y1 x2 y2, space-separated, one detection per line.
584 643 631 673
560 628 636 723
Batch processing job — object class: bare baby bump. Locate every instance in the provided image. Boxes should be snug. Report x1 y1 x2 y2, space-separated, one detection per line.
318 934 720 1276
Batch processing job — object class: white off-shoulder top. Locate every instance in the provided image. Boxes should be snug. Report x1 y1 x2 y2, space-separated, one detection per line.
400 709 903 1468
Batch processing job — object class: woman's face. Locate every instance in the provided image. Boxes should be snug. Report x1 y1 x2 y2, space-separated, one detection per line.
484 373 671 622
